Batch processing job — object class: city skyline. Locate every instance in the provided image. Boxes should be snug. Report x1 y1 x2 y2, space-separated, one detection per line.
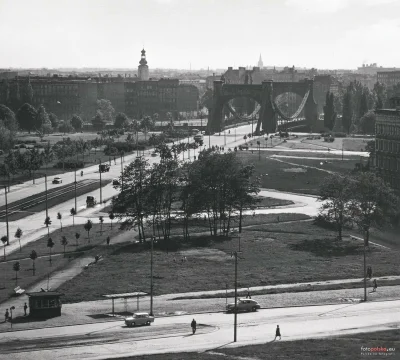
0 0 400 70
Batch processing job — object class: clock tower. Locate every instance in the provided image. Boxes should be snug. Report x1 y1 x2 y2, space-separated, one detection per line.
138 49 149 81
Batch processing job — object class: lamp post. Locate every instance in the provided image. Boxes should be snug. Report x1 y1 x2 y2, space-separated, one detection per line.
150 236 154 316
120 152 124 191
74 167 77 212
4 186 9 245
231 251 238 342
99 159 102 204
363 233 367 302
10 306 15 329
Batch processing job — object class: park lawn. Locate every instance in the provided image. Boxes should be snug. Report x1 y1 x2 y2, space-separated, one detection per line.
57 218 400 303
237 151 361 195
123 329 400 360
300 137 371 152
7 223 123 262
0 223 124 303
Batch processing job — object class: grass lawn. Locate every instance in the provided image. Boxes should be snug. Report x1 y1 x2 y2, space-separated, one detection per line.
122 329 400 360
300 137 372 152
57 217 400 303
236 151 362 195
0 223 123 303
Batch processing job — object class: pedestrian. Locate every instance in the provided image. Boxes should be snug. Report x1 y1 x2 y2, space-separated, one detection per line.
253 211 256 217
24 303 28 316
246 290 251 299
5 309 9 322
274 325 281 340
114 156 116 165
373 279 378 292
368 266 373 279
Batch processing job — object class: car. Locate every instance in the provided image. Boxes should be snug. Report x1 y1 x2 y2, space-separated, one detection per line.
226 298 261 313
52 177 62 184
125 312 154 327
99 164 110 172
112 178 120 185
151 152 157 157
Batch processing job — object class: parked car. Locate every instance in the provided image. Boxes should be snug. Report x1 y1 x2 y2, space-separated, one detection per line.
112 178 120 185
86 196 97 207
151 152 157 157
226 298 261 313
125 312 154 327
52 177 62 184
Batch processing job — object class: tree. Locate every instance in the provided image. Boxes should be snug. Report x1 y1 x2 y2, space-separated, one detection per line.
57 212 63 231
359 111 376 135
92 110 106 131
359 91 369 120
109 212 115 229
17 103 37 132
1 236 8 260
13 262 20 285
114 112 129 129
84 220 93 242
0 104 18 132
75 232 80 246
14 227 23 252
36 105 52 134
48 112 59 130
71 114 83 131
323 91 337 130
61 236 68 257
58 120 74 134
0 122 16 152
318 174 353 241
44 216 52 237
349 172 399 246
42 141 54 171
365 140 375 156
29 250 38 275
97 99 116 124
140 116 154 140
99 216 104 233
342 90 352 134
18 148 44 183
70 207 77 226
47 238 55 265
375 95 383 110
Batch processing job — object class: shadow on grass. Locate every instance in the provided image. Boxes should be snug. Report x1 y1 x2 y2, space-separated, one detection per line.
288 238 362 257
12 315 50 324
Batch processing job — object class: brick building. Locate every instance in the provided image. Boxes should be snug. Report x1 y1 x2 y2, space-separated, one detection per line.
177 84 199 114
374 96 400 191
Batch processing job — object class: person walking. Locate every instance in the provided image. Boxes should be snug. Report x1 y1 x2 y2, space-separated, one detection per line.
24 303 28 316
191 318 197 334
274 325 281 340
5 309 9 322
373 279 378 292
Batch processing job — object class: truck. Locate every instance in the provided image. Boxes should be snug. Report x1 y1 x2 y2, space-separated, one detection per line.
86 196 97 207
99 164 110 172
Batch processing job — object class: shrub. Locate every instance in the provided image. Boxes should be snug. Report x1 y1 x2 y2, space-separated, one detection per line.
333 132 347 138
313 215 337 231
104 141 146 154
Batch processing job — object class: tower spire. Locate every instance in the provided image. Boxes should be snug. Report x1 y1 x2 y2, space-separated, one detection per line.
258 54 263 69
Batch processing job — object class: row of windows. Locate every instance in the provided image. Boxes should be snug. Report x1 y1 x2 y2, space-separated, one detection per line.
375 154 400 172
376 123 400 136
376 139 400 153
32 298 61 309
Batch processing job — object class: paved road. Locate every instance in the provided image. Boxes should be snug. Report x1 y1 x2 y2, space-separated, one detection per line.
1 300 399 359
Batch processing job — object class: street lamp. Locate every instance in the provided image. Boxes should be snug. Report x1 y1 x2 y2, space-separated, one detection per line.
45 174 49 219
4 186 10 245
99 159 103 204
150 236 155 316
231 251 238 342
10 306 15 328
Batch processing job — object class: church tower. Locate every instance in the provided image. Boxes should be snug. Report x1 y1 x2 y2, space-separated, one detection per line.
138 49 149 81
258 54 263 69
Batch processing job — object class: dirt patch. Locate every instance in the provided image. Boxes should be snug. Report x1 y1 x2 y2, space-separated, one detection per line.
179 248 231 262
283 167 307 173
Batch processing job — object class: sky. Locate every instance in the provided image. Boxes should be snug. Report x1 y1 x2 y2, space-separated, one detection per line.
0 0 399 70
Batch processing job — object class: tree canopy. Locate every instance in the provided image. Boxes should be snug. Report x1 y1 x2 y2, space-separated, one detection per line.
17 103 38 132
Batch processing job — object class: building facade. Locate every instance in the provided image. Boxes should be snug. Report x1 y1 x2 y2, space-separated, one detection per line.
374 96 400 191
377 71 400 88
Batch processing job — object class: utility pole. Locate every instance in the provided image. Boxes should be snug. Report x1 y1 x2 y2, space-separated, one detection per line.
74 168 77 212
363 233 367 302
150 236 154 316
4 186 9 245
224 129 226 146
232 251 238 342
121 153 124 191
45 175 48 220
99 159 102 204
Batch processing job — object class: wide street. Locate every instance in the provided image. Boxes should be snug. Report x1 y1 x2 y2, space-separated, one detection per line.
1 300 399 359
0 123 278 253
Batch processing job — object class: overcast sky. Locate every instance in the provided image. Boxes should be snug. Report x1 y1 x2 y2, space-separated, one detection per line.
1 0 399 70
